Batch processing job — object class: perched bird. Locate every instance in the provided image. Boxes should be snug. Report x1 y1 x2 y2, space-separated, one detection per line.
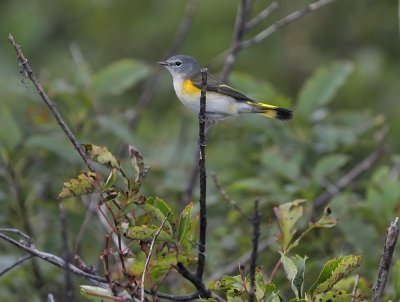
158 55 293 121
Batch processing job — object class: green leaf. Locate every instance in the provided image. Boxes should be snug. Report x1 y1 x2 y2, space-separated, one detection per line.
274 200 306 252
140 203 173 235
90 59 150 96
82 144 120 170
177 202 193 244
281 254 307 299
80 285 116 301
124 225 173 242
297 62 353 120
58 171 102 199
309 255 362 296
0 106 22 150
314 154 349 179
102 168 117 192
314 290 352 302
147 197 176 230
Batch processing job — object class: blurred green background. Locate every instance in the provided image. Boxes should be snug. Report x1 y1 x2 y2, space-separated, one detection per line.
1 0 400 301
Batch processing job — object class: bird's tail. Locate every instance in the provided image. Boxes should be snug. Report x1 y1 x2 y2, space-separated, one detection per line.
253 102 293 121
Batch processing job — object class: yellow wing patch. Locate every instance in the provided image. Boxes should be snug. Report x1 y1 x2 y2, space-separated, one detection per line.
182 80 201 95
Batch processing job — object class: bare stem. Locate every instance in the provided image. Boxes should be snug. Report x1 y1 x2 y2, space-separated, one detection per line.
241 0 339 49
372 217 400 302
196 68 208 280
8 33 95 172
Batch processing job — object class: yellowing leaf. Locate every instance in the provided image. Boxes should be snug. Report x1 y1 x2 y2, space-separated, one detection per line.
58 172 102 199
125 225 173 242
314 290 352 302
309 255 362 297
82 144 120 169
274 200 306 252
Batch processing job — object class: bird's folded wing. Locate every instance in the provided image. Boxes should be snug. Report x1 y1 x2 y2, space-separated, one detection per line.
191 73 257 103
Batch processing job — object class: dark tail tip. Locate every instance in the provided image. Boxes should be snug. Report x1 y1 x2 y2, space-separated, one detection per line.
276 108 293 121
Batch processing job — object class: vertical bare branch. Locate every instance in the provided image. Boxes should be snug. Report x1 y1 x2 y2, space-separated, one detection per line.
372 217 399 302
196 68 208 280
221 0 254 82
249 200 261 302
141 213 170 302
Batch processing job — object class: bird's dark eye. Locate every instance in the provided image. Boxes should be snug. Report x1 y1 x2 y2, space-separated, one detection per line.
175 61 182 66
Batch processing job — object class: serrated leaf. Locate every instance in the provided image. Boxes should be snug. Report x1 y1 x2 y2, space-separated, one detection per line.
125 225 173 242
309 255 362 296
177 202 193 244
80 285 115 301
281 254 307 299
297 62 353 120
90 59 150 96
82 144 120 169
58 171 102 199
314 154 349 179
274 200 306 252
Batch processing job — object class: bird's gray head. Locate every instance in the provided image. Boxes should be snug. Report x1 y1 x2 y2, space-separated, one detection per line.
158 55 201 79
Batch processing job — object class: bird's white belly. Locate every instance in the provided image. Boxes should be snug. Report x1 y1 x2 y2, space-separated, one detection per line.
173 78 239 119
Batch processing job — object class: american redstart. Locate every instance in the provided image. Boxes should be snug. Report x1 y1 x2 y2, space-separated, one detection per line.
158 55 293 121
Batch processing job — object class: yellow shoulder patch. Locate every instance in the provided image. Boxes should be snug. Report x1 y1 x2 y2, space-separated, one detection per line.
182 80 201 95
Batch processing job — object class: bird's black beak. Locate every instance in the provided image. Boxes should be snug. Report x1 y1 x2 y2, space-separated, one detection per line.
157 61 169 66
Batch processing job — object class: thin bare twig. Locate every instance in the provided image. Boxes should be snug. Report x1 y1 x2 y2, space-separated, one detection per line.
372 217 400 302
350 274 360 302
8 33 95 171
141 213 170 302
246 2 279 30
312 127 387 218
241 0 338 49
2 158 44 289
211 173 251 220
249 200 261 302
0 230 108 284
0 254 33 277
196 68 208 280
